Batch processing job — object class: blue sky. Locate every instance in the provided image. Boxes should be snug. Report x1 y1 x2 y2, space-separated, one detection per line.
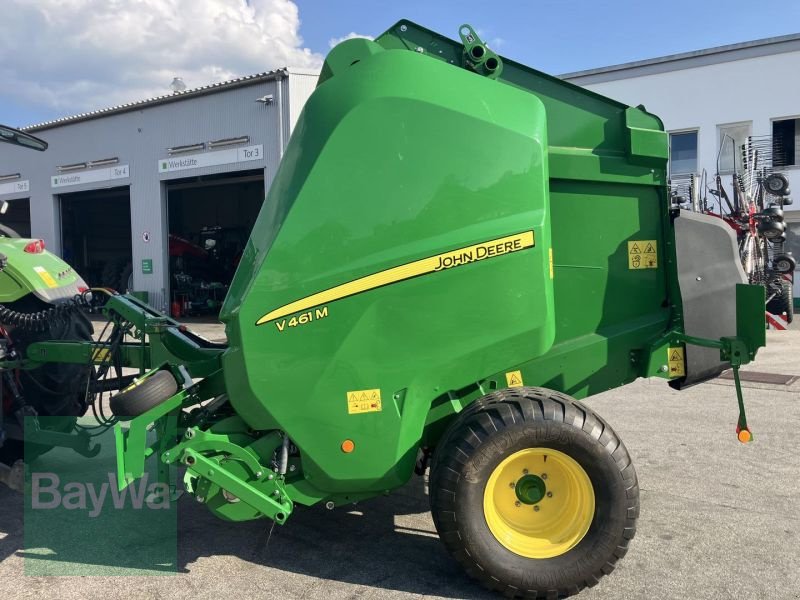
1 0 798 128
294 0 799 71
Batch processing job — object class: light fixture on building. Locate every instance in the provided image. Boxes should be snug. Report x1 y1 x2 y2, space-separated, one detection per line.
88 157 119 168
167 143 205 155
208 136 250 149
170 77 187 93
57 162 88 172
0 173 21 182
255 95 274 105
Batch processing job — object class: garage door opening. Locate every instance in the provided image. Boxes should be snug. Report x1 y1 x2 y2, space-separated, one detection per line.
60 186 132 290
167 170 264 317
1 198 31 238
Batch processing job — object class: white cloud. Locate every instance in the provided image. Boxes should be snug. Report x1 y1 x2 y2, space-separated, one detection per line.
328 32 374 49
0 0 324 118
475 28 505 51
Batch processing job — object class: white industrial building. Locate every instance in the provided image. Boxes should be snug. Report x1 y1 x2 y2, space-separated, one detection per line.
0 68 318 313
563 33 800 298
2 32 798 311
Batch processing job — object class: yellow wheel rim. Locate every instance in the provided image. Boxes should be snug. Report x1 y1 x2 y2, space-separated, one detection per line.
483 448 595 559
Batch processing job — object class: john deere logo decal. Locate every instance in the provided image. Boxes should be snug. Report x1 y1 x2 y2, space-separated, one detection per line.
256 231 535 325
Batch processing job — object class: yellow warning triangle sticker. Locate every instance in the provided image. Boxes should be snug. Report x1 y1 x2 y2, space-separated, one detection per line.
644 243 655 253
670 350 682 361
630 243 641 254
509 374 521 385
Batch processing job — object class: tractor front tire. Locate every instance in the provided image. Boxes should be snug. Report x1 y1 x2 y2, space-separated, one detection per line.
430 387 638 599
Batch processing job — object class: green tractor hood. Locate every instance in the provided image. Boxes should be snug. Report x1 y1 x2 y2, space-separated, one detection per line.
0 238 87 304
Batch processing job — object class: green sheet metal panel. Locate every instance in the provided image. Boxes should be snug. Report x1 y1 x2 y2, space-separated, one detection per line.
221 44 554 494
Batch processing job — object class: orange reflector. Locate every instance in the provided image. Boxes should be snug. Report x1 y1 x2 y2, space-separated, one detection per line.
341 439 355 453
737 429 752 444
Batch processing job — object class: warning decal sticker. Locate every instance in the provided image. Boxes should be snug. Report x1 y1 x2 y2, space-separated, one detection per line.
505 371 524 388
347 389 382 414
667 347 685 377
91 347 111 363
628 240 658 270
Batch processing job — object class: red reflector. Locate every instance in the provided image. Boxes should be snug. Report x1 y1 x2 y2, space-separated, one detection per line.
78 286 88 293
23 239 45 254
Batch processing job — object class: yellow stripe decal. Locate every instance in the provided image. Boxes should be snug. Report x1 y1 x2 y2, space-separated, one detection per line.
34 266 58 289
256 230 534 326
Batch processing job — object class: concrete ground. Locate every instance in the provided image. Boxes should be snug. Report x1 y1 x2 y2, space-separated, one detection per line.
1 321 799 599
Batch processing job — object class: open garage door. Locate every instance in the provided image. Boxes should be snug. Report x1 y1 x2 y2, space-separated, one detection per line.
60 186 132 290
1 198 31 238
167 170 264 317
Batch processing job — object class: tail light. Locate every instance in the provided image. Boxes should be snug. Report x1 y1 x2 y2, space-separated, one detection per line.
23 239 45 254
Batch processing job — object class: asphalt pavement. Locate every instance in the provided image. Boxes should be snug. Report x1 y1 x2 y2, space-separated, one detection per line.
0 323 798 600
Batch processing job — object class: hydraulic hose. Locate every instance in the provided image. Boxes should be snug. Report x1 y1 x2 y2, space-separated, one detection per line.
0 251 84 331
0 301 82 332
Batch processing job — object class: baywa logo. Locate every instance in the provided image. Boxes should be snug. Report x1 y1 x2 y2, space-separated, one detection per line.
31 472 171 518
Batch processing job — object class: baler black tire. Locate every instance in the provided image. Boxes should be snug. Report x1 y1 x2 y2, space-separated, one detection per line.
767 278 794 324
110 370 179 419
429 387 639 599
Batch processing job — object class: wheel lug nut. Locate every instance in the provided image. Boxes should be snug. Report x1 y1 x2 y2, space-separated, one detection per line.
509 482 515 488
541 473 547 480
514 501 520 507
534 505 540 512
546 491 553 498
522 469 528 474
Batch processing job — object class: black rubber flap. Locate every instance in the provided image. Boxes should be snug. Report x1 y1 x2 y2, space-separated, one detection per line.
671 211 748 389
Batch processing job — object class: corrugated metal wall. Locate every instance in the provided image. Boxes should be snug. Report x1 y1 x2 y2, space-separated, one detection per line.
287 68 320 131
0 71 319 311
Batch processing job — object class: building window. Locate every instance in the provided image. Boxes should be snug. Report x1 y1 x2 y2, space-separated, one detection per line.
773 118 799 167
717 122 752 174
669 131 698 175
